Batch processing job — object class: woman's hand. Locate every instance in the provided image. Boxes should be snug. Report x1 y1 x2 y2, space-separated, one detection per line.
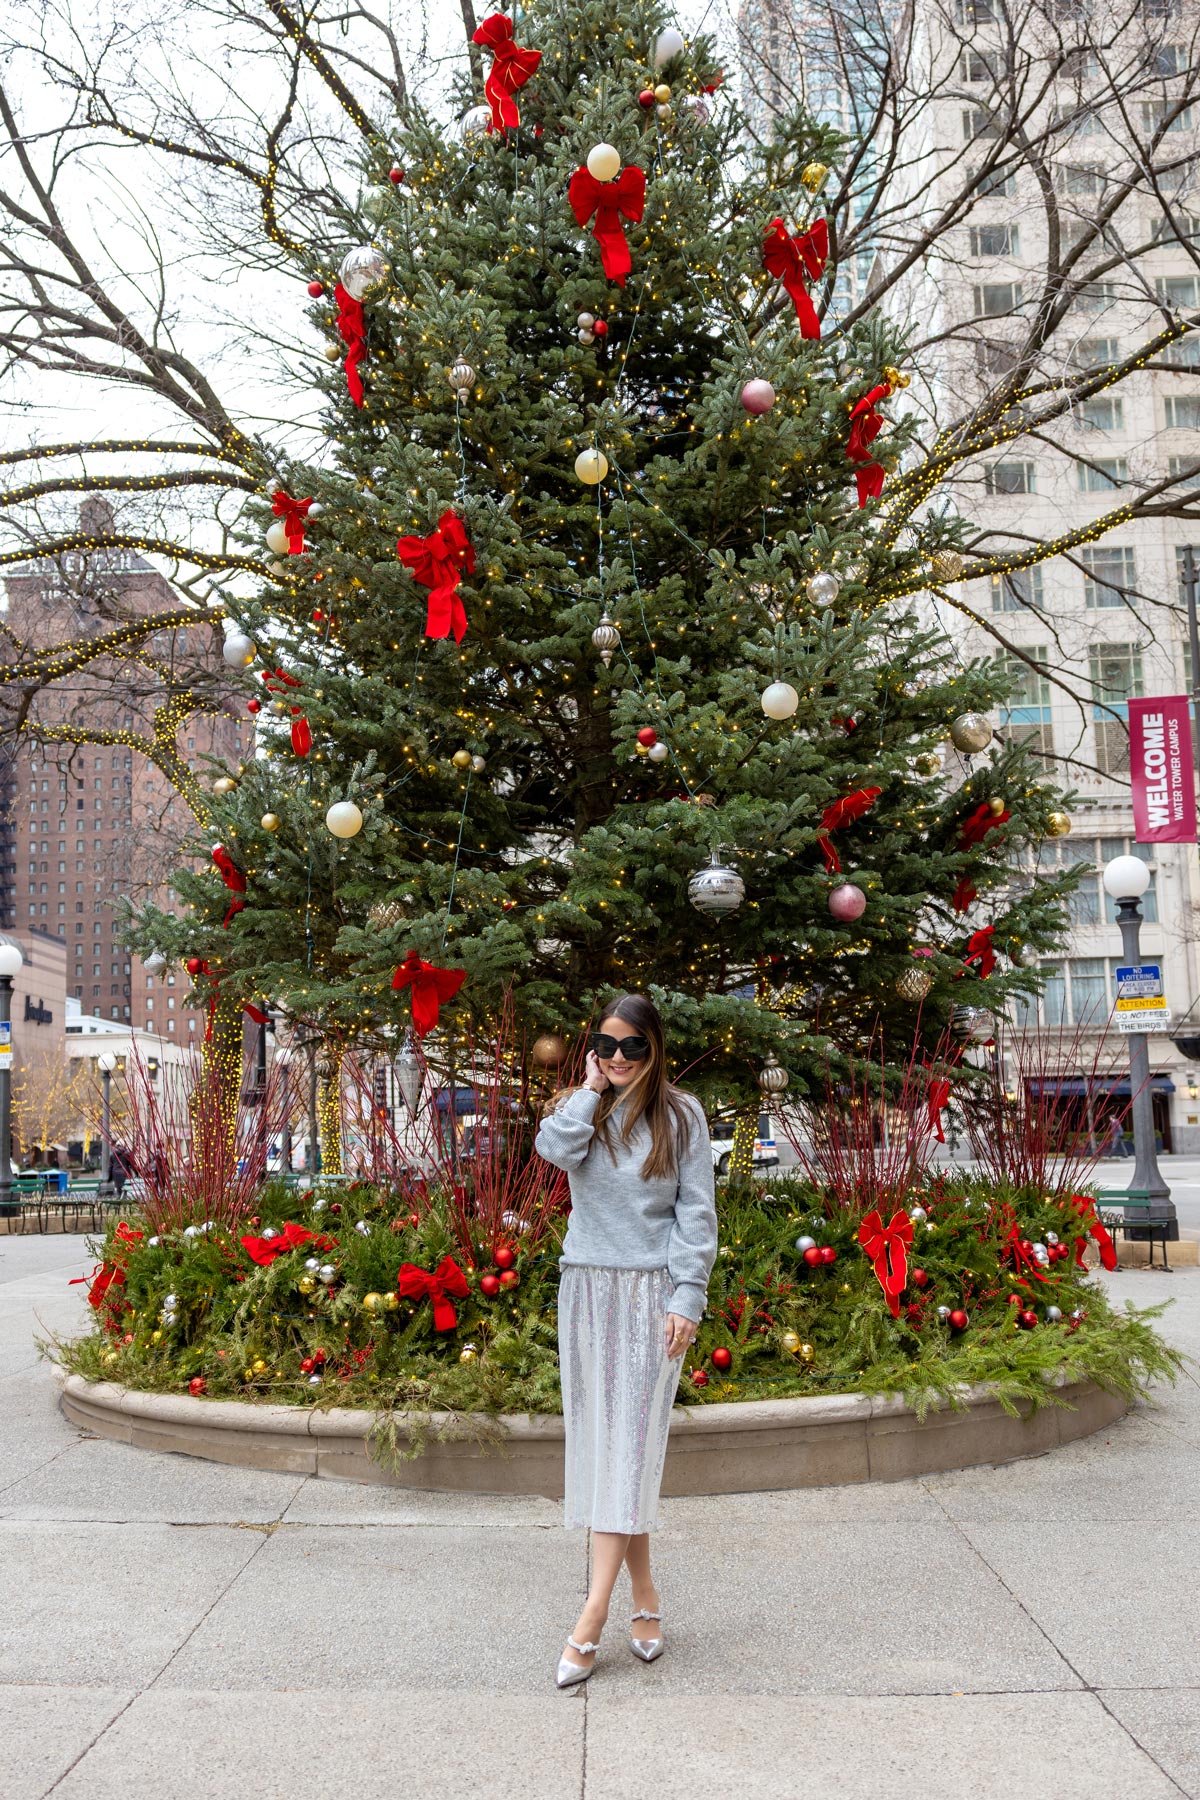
664 1312 697 1358
583 1050 609 1093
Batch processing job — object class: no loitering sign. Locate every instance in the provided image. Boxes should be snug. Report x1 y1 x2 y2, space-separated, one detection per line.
1128 696 1196 843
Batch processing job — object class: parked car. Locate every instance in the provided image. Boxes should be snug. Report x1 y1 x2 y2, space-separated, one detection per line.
709 1112 780 1177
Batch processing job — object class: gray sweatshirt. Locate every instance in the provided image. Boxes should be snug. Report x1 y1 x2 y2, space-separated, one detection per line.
534 1084 719 1323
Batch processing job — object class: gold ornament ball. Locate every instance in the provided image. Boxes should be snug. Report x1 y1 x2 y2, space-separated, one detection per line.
931 549 964 583
103 1349 119 1365
530 1032 567 1067
800 160 828 191
988 795 1007 816
798 1342 815 1365
915 750 942 776
882 364 903 387
363 1292 383 1313
150 1329 162 1344
297 1275 316 1295
383 1292 399 1311
253 1357 268 1374
323 342 341 362
1046 810 1072 838
895 964 933 1003
780 1330 801 1354
261 812 280 833
654 81 672 102
213 776 238 796
243 1367 255 1382
369 900 404 930
459 1346 477 1363
949 710 993 754
451 749 472 769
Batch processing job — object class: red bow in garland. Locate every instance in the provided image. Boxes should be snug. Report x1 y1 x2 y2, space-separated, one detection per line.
211 843 247 929
857 1208 913 1318
396 1254 471 1331
240 1220 335 1268
260 668 311 756
1068 1194 1119 1272
473 12 541 132
846 383 891 507
568 164 647 286
334 282 367 408
958 802 1010 848
392 949 468 1036
817 786 881 874
1001 1222 1049 1289
962 924 996 979
927 1078 952 1143
187 958 269 1043
952 876 977 915
271 490 313 554
762 217 828 338
396 509 475 643
69 1221 143 1314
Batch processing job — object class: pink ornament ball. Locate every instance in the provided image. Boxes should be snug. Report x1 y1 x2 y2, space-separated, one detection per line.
740 378 776 414
828 883 867 922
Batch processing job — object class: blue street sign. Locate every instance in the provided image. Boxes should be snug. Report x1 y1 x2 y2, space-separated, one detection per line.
1115 964 1163 999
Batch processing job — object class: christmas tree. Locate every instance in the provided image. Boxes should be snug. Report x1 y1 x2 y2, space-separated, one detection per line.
131 0 1076 1153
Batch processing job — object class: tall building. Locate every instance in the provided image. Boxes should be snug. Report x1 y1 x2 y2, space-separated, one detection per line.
0 501 250 1050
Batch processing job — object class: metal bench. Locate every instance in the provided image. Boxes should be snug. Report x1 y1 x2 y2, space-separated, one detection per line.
1098 1188 1171 1272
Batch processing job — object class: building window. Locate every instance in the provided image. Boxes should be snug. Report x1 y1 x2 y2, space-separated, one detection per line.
963 107 1002 141
984 460 1035 494
1151 210 1200 242
1165 396 1200 428
1081 544 1136 608
1076 396 1123 430
974 281 1022 316
1140 100 1192 132
970 223 1020 255
990 565 1045 612
1056 165 1102 195
1158 275 1200 309
996 646 1054 761
1169 456 1200 488
976 166 1016 197
1078 458 1128 489
1074 281 1117 311
1089 641 1144 773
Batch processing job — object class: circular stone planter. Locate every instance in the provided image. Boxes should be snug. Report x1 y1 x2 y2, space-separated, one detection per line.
53 1365 1129 1494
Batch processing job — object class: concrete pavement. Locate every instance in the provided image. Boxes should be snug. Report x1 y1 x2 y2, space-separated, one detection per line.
2 1231 1199 1799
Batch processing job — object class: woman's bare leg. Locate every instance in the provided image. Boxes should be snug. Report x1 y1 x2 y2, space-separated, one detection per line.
623 1532 661 1647
562 1529 629 1669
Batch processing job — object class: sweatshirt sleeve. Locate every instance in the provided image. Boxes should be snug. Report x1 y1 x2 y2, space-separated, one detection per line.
666 1098 719 1323
533 1086 602 1171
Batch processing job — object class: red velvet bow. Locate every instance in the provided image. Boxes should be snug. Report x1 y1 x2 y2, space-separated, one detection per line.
334 282 367 409
240 1220 333 1267
271 490 312 554
70 1222 143 1314
952 876 977 915
817 786 881 874
211 843 247 929
1068 1194 1119 1272
473 12 541 132
1002 1222 1049 1288
396 1253 471 1330
927 1079 952 1143
396 509 475 643
260 668 312 757
857 1208 913 1318
762 217 828 338
568 164 647 286
391 949 468 1036
959 802 1010 848
846 383 891 507
963 924 996 979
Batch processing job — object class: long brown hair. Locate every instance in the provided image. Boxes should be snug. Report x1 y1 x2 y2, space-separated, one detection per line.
550 992 697 1181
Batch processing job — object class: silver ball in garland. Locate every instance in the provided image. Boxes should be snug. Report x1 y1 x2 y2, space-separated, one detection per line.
687 848 745 917
937 1305 952 1321
318 1264 337 1284
305 1257 320 1271
337 244 388 300
806 571 840 606
952 1004 993 1042
949 711 993 754
1045 1305 1063 1323
795 1235 816 1254
909 1205 927 1224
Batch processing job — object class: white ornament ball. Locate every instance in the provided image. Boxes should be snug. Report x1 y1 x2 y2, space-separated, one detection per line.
265 520 291 557
806 571 841 606
647 741 669 762
305 1257 320 1271
578 328 595 345
147 1236 159 1248
909 1206 927 1224
471 754 486 774
586 142 621 183
795 1235 816 1253
761 681 799 721
741 378 776 414
654 26 686 66
326 800 364 839
577 312 595 330
337 244 388 300
143 952 167 977
307 502 324 519
575 447 609 485
222 632 255 669
1045 1305 1063 1324
656 102 672 119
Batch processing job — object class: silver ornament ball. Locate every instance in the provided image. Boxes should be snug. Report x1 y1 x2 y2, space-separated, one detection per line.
337 244 388 301
687 848 745 917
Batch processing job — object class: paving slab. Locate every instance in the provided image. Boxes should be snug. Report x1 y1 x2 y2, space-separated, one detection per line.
0 1436 308 1525
0 1686 137 1800
583 1693 1185 1799
1100 1689 1200 1798
48 1690 585 1800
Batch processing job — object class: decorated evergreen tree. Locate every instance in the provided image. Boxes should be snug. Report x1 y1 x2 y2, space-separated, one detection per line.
131 0 1076 1146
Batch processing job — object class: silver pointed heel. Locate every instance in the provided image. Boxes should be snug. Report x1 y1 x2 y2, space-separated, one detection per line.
630 1606 664 1662
556 1633 602 1688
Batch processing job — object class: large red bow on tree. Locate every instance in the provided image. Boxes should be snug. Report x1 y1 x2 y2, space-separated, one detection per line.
187 957 268 1043
1068 1194 1119 1272
846 383 891 507
271 490 312 554
396 1254 471 1330
958 801 1010 848
1001 1222 1050 1289
392 949 467 1036
334 282 367 408
396 509 475 643
927 1079 952 1143
240 1220 335 1267
69 1221 143 1317
473 12 541 132
211 843 247 929
962 924 996 979
762 217 828 338
568 164 647 286
817 786 881 874
260 668 311 756
857 1208 913 1318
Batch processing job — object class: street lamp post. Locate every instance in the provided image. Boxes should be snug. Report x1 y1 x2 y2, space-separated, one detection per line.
97 1051 117 1191
0 941 23 1218
1101 854 1176 1239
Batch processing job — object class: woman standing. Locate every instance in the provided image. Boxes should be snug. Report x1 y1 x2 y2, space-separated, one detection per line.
533 992 718 1689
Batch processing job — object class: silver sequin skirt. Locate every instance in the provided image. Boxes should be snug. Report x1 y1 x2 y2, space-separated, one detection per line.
557 1263 685 1533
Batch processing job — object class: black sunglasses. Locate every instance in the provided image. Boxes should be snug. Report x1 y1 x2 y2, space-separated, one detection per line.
588 1031 651 1061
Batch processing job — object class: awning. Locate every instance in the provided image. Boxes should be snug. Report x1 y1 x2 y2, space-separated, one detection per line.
1027 1075 1175 1098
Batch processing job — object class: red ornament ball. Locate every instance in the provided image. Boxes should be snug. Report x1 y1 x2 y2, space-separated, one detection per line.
638 88 656 108
1007 1293 1022 1306
329 1203 341 1215
247 699 261 714
388 166 404 184
307 279 324 298
499 1269 520 1289
948 1308 969 1332
188 1377 208 1396
593 319 609 339
711 1346 732 1372
408 1212 419 1227
1017 1309 1038 1330
493 1244 516 1270
803 1245 823 1268
185 957 203 976
911 1268 930 1290
691 1368 710 1386
479 1274 501 1298
313 1348 327 1364
300 1357 314 1374
819 1245 837 1265
637 727 658 747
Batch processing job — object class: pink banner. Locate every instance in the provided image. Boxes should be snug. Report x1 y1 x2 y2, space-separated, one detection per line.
1128 696 1196 842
